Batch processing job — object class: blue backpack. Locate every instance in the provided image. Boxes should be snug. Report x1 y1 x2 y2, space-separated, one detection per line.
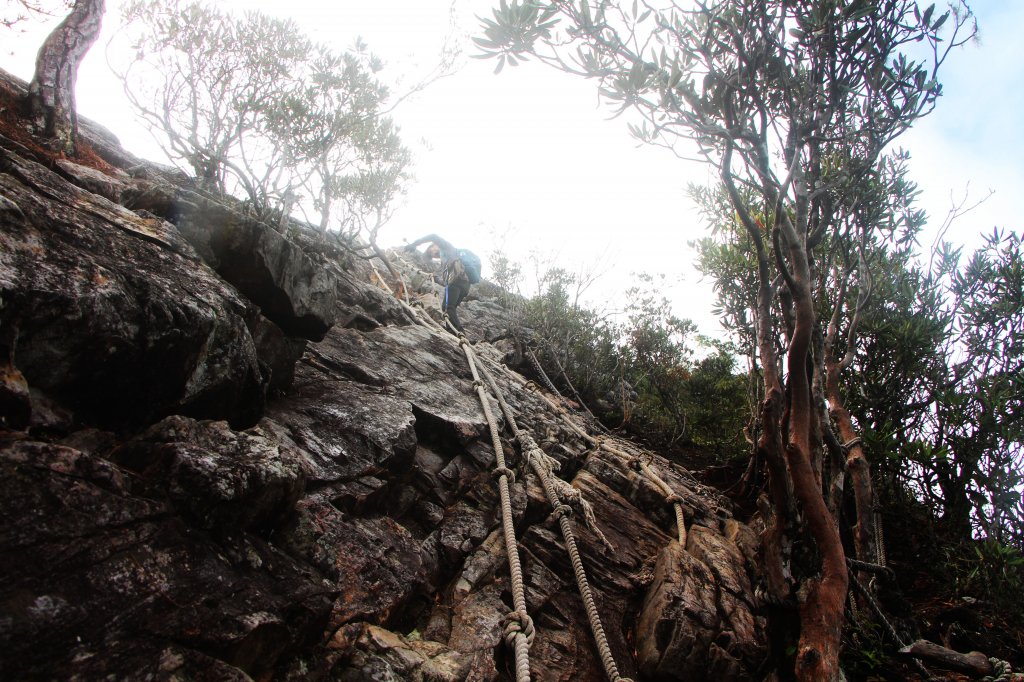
457 248 482 284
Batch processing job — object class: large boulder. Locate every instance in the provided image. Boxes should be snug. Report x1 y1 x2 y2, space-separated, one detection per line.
166 189 340 341
0 437 332 681
109 415 306 531
0 146 265 429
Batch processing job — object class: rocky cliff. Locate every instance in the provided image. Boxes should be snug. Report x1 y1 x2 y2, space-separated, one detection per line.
0 70 769 681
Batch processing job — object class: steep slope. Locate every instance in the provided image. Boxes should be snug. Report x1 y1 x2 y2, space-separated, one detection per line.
0 69 771 681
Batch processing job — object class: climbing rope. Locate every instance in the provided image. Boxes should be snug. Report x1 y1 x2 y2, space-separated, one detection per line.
474 362 633 682
394 296 535 679
526 347 561 396
874 509 887 568
847 561 932 680
630 452 687 545
397 287 689 682
509 358 690 548
526 339 611 435
457 336 534 682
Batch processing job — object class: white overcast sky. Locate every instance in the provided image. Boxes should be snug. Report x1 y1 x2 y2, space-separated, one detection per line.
3 0 1021 335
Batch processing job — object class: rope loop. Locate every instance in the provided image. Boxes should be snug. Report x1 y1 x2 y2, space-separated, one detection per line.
473 379 484 390
628 456 643 472
551 504 574 521
524 380 539 392
665 493 684 505
842 437 863 453
492 466 517 484
503 609 537 647
983 657 1013 682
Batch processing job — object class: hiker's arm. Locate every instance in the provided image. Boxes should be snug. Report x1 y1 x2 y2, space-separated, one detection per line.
404 234 455 256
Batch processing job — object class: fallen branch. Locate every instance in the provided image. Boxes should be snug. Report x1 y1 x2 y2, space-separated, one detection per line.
898 640 993 677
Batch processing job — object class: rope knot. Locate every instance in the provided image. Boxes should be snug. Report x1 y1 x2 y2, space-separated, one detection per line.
628 456 643 472
524 380 539 392
472 379 484 390
665 493 684 506
551 504 573 521
503 609 536 647
492 466 516 484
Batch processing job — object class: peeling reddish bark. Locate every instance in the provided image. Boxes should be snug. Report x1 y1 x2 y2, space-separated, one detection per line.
785 232 848 682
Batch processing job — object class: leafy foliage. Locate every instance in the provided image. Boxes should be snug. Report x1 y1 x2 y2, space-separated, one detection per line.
849 230 1024 548
501 254 748 457
476 2 977 677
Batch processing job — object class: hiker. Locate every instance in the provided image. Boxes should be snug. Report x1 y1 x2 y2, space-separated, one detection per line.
403 234 481 334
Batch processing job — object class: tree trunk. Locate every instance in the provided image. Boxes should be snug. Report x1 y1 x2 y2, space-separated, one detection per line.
785 235 849 682
25 0 105 155
826 361 878 568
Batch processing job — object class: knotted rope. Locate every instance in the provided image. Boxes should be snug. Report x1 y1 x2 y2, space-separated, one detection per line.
458 337 534 682
475 363 633 682
526 347 561 396
399 293 638 681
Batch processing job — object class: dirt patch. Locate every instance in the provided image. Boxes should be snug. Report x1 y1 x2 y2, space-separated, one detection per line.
0 79 118 175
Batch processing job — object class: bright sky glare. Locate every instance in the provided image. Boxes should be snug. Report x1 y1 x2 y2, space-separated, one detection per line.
3 0 1021 336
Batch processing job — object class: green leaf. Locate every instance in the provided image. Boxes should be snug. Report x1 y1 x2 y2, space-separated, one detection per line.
922 3 935 27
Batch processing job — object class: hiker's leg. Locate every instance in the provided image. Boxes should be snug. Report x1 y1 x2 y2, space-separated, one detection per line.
446 283 469 332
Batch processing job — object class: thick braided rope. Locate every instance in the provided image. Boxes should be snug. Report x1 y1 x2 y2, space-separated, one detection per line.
476 361 631 682
526 348 562 396
520 434 631 682
982 658 1015 682
459 339 533 682
847 565 932 680
874 510 887 568
533 338 611 435
595 440 687 545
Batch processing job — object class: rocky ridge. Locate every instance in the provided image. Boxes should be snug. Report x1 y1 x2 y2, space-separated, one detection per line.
0 70 768 681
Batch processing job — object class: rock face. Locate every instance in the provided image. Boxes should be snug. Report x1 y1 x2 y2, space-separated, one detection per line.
0 70 768 681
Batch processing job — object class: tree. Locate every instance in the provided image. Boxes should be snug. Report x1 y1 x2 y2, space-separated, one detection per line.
849 229 1024 548
24 0 105 154
475 1 975 679
116 0 409 233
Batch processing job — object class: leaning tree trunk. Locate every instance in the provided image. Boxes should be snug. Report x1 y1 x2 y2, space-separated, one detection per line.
785 252 849 682
773 157 849 682
25 0 105 155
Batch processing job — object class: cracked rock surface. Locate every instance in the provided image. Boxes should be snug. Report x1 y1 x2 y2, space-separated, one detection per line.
0 69 767 681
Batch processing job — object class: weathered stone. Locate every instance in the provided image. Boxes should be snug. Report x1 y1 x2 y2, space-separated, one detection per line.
330 623 479 682
314 324 490 446
275 500 426 629
0 438 332 681
250 313 307 393
687 523 754 602
168 189 339 340
263 366 418 487
55 158 129 202
110 415 306 531
438 500 495 565
0 69 781 681
636 537 767 681
0 148 264 429
0 353 30 429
